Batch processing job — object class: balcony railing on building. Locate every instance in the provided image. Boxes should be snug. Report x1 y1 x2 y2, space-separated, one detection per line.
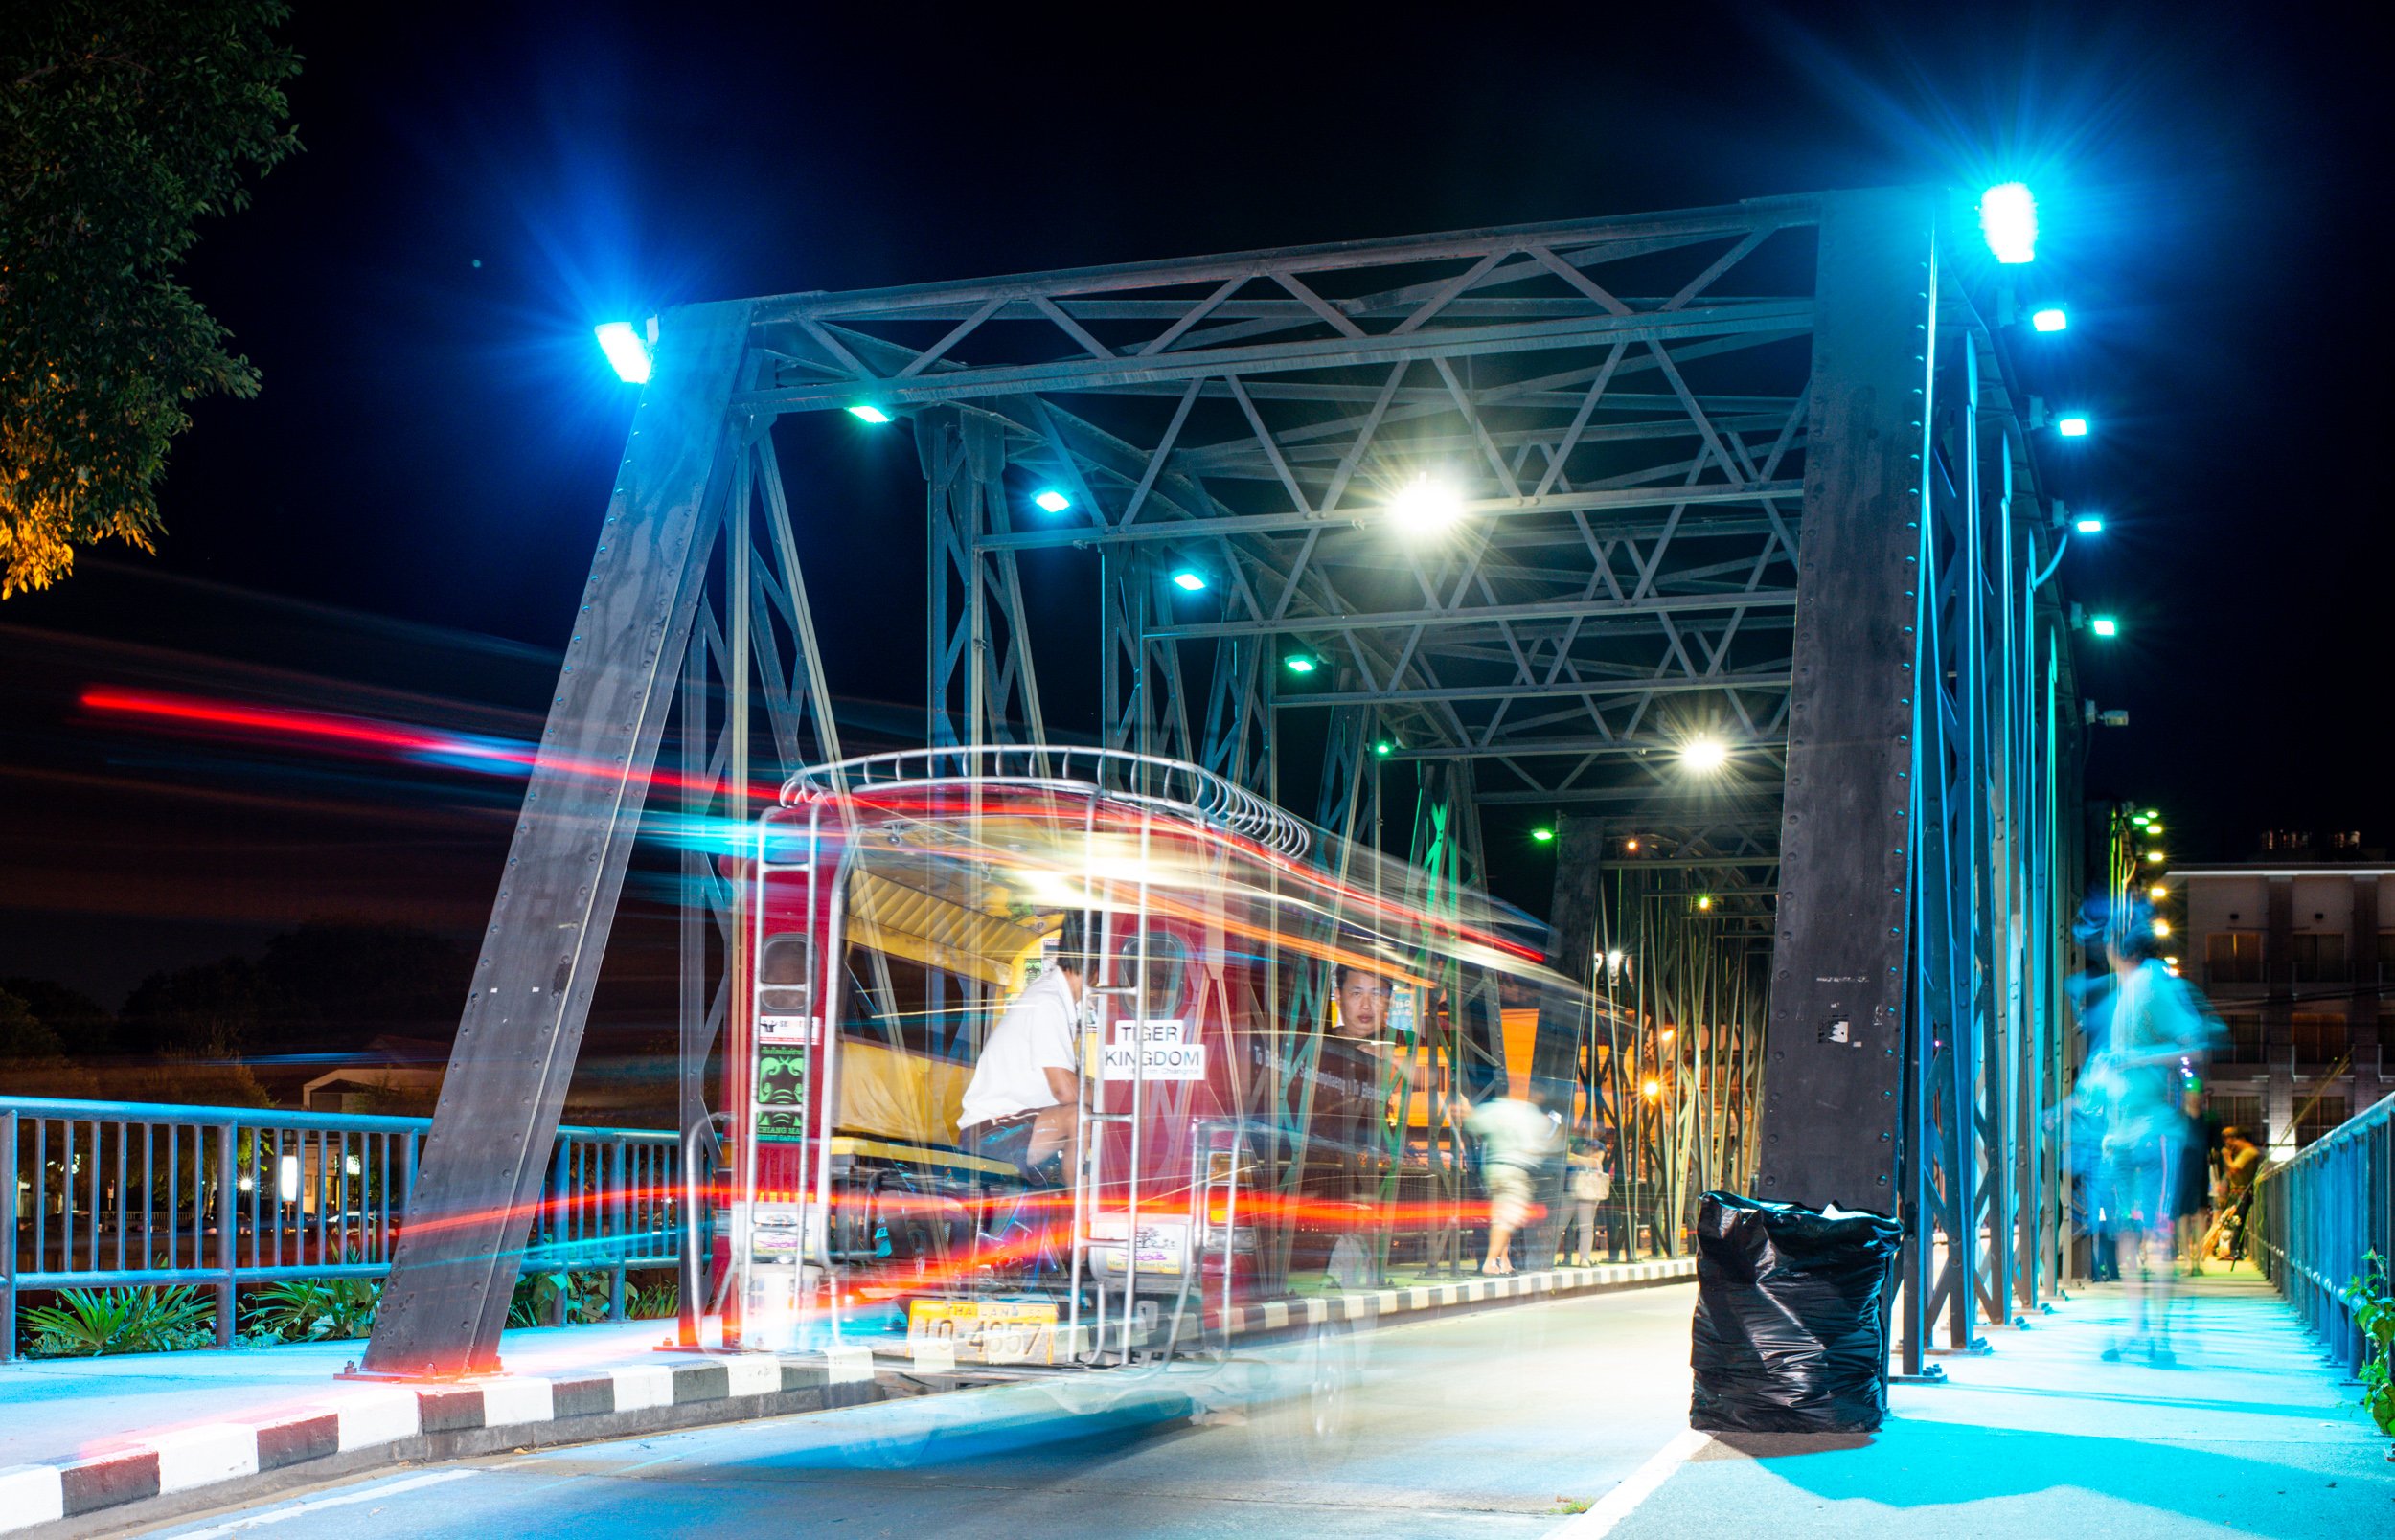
2203 932 2266 986
2290 935 2349 985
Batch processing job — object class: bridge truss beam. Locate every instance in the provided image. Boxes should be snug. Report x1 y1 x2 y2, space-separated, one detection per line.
366 190 2086 1379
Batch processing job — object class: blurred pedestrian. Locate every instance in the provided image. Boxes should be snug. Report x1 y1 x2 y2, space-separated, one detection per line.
1456 1094 1560 1274
1563 1136 1612 1265
2072 900 2220 1365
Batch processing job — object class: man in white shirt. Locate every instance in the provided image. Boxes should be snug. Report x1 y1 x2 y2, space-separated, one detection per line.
959 915 1089 1184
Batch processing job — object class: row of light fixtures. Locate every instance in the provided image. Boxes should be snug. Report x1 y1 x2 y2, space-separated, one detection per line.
2129 808 2182 970
1978 183 2123 642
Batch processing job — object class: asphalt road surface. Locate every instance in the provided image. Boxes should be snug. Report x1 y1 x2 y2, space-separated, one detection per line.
121 1283 1699 1539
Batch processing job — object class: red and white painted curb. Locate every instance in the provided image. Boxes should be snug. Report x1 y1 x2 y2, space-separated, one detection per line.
0 1346 875 1533
1215 1256 1698 1335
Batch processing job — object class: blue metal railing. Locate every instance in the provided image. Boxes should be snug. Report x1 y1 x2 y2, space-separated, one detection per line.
2253 1090 2394 1370
4 1096 681 1361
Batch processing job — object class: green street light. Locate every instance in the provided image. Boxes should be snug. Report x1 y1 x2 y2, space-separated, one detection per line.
1373 738 1397 758
2090 615 2119 638
1531 827 1556 844
1283 653 1318 675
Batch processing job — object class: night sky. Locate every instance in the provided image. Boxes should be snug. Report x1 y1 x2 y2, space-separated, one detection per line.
1 1 2383 1008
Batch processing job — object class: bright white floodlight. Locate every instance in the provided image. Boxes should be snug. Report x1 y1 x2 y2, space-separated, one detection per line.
1682 736 1729 773
594 322 651 384
1978 183 2039 264
1388 474 1465 538
2031 306 2068 332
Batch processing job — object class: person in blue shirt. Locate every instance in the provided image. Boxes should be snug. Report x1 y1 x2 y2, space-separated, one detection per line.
2074 902 2219 1365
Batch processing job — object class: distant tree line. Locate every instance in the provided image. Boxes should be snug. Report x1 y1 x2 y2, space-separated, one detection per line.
0 921 472 1105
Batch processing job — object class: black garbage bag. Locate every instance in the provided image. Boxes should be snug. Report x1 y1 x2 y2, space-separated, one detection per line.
1690 1190 1902 1433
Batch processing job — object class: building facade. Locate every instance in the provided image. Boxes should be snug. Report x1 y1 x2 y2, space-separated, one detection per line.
2165 853 2389 1154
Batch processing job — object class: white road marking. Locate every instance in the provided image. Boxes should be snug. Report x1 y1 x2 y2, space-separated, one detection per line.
162 1468 481 1538
1548 1427 1710 1538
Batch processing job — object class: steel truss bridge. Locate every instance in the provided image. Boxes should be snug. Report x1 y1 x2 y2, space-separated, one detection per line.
358 188 2087 1385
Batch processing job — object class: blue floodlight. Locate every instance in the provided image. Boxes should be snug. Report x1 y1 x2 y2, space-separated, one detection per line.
2090 615 2119 638
594 322 651 384
2074 515 2104 534
2056 415 2089 438
1170 570 1207 592
1978 183 2039 264
847 403 894 423
2031 306 2068 332
1033 488 1072 514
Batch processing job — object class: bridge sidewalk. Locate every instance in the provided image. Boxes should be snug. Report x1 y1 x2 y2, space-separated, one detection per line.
1605 1268 2391 1538
0 1319 667 1475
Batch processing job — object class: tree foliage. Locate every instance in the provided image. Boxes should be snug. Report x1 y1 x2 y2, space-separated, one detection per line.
0 975 114 1053
119 920 472 1055
0 984 98 1097
0 986 65 1058
0 1 299 597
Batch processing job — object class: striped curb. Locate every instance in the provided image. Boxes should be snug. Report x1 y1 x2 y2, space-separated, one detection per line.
870 1255 1697 1364
1214 1256 1696 1337
0 1260 1689 1534
0 1348 880 1536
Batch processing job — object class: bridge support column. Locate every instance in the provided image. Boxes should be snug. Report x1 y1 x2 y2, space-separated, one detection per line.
1531 816 1608 1115
363 302 754 1377
1757 191 1937 1213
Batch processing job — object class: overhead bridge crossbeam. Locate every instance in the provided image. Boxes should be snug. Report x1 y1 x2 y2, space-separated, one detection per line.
362 189 2087 1390
1152 589 1797 641
972 481 1805 551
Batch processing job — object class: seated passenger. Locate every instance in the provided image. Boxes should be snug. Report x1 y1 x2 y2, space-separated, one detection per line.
958 914 1088 1186
1298 963 1435 1287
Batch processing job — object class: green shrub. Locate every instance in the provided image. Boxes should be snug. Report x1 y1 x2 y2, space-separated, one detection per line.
22 1285 216 1357
627 1279 680 1321
508 1269 612 1327
2342 1250 2395 1444
505 1269 678 1325
245 1275 379 1341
